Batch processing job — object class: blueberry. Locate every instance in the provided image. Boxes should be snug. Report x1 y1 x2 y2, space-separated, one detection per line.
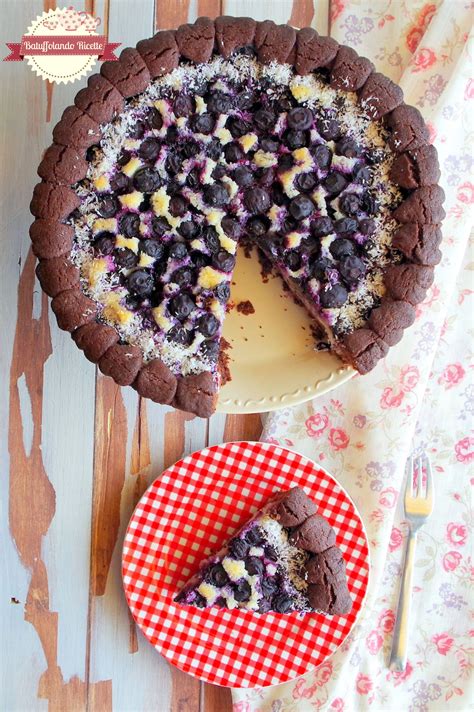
316 117 341 141
146 107 163 130
280 216 296 233
244 187 271 214
272 184 286 206
166 125 179 143
245 557 265 576
169 195 188 217
233 166 253 187
233 580 252 603
278 153 294 171
295 172 316 192
204 183 229 207
339 193 361 217
225 143 244 163
212 165 226 181
110 172 130 194
311 144 332 170
173 93 195 117
191 251 210 268
138 137 161 162
167 325 193 346
288 107 313 130
139 239 164 258
114 248 139 269
289 194 314 221
129 120 146 139
361 193 378 215
165 153 182 175
323 172 348 195
213 250 236 272
258 168 275 188
169 242 188 260
178 220 199 239
260 577 278 596
169 293 195 320
171 267 194 287
95 232 115 255
235 89 256 110
208 91 233 113
264 545 278 561
311 257 332 280
334 217 358 234
151 216 171 236
206 563 230 587
120 212 140 237
285 129 308 150
201 338 220 360
215 282 230 302
260 136 279 152
352 165 371 185
330 237 356 259
203 226 220 253
86 145 99 162
198 313 219 337
254 108 276 131
206 138 222 160
335 137 361 158
190 113 215 134
339 255 366 285
193 80 209 97
272 592 293 613
182 141 200 159
284 250 301 271
227 117 251 138
311 216 333 237
229 538 250 558
127 269 154 296
125 295 141 311
133 167 161 192
167 179 180 194
244 527 264 545
117 150 131 167
275 93 293 112
359 217 376 236
192 592 207 608
186 168 200 189
97 196 119 218
320 283 348 308
221 217 241 239
246 216 268 236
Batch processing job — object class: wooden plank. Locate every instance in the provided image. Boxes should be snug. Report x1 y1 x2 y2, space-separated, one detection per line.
1 0 101 709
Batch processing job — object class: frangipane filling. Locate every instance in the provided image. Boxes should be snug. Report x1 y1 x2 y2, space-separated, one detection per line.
71 54 401 381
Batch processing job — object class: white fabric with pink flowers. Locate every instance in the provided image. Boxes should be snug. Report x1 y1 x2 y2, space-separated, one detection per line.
232 2 473 710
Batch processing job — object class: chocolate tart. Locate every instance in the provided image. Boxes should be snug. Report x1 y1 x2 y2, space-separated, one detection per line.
175 486 352 615
30 16 445 417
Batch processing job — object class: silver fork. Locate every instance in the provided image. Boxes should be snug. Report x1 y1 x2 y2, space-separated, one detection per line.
389 452 434 671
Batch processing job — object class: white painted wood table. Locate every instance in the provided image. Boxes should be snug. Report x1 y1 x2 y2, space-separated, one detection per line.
1 1 328 709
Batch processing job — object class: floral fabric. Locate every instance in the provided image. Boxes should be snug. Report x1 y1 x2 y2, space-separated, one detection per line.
232 1 473 710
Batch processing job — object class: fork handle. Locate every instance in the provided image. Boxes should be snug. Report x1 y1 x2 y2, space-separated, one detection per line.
389 528 417 671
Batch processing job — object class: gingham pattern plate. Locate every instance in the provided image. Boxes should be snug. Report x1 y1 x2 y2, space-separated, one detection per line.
122 441 370 687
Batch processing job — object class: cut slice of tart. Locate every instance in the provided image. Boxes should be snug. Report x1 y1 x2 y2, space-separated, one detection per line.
174 487 352 616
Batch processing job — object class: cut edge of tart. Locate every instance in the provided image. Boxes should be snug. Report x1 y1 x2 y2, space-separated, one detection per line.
30 16 445 417
174 486 353 616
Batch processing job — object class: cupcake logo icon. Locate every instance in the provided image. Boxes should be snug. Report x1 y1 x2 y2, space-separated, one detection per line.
3 6 120 84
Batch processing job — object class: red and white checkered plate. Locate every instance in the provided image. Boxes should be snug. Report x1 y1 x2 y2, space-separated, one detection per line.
122 441 370 687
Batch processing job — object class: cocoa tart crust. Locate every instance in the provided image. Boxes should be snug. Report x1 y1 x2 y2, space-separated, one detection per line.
30 16 445 417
